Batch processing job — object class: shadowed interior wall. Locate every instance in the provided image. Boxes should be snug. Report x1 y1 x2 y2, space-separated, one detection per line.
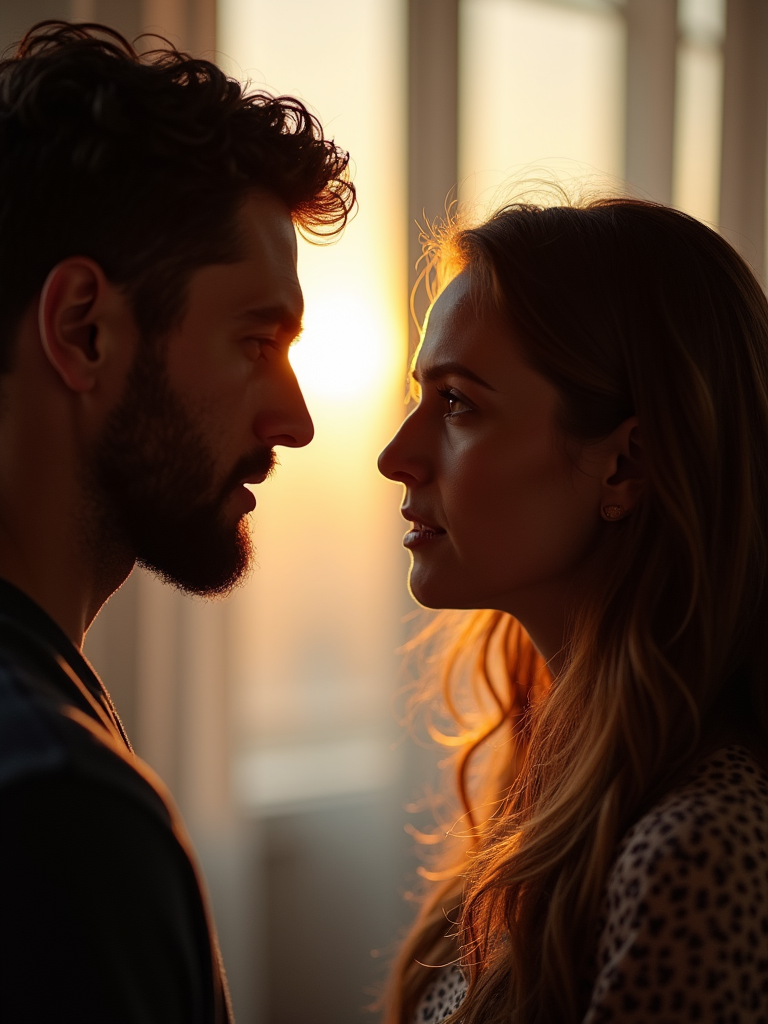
0 0 142 47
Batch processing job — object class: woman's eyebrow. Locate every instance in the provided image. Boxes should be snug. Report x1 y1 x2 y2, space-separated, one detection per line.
414 361 497 391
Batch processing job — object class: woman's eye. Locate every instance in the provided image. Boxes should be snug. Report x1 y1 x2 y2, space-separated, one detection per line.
436 387 471 417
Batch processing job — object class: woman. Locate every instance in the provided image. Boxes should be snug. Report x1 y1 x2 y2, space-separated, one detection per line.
378 197 768 1023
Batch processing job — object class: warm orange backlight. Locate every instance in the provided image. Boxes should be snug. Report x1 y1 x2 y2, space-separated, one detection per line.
289 291 393 401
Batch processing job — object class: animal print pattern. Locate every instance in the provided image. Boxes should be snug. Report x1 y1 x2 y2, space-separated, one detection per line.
413 963 467 1023
413 746 768 1023
584 745 768 1021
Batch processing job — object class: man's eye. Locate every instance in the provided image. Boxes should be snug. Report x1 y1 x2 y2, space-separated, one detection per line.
243 337 274 356
436 387 471 417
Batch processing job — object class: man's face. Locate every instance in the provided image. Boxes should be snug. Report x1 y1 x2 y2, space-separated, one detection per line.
91 191 312 595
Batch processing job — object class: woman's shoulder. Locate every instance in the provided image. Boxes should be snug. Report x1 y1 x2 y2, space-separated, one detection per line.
585 744 768 1023
610 743 768 885
618 742 766 844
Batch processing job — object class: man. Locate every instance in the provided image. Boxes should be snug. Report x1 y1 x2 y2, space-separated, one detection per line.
0 21 354 1022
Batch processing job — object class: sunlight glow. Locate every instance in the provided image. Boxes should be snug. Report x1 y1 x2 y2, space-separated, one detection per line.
218 0 408 748
459 0 625 208
290 292 391 401
672 0 725 224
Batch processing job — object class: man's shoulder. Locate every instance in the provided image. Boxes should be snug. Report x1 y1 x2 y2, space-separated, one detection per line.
0 657 67 787
0 629 228 1024
0 636 172 832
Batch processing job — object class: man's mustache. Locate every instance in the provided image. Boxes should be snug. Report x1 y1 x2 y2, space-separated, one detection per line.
220 447 277 499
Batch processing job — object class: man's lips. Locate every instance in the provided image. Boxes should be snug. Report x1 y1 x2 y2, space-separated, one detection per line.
219 448 275 506
233 472 271 514
235 486 257 514
224 448 276 495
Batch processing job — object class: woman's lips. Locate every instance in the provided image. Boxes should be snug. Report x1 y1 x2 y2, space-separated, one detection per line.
403 521 447 549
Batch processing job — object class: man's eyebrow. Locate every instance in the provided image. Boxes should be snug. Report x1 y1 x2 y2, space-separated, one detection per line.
413 361 496 391
236 306 304 338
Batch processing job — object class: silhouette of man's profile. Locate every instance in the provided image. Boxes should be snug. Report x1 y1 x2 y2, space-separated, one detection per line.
0 21 354 1021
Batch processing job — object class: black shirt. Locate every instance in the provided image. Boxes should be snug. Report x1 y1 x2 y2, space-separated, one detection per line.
0 578 232 1023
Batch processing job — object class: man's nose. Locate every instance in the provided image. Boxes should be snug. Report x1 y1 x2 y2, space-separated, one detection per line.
257 365 314 449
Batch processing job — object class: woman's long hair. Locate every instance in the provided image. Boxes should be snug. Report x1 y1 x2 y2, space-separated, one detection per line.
384 198 768 1023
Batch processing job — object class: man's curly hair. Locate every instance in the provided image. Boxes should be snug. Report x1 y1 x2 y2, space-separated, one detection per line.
0 21 356 366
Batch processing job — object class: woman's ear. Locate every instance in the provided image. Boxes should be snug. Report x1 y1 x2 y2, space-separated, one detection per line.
38 257 110 392
601 416 644 520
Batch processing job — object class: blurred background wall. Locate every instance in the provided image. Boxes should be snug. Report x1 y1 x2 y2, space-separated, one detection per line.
1 0 767 1021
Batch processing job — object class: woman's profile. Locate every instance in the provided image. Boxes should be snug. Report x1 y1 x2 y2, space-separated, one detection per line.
378 196 768 1023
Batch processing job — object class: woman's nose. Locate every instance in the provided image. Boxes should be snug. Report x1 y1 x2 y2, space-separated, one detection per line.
377 435 400 481
377 415 424 484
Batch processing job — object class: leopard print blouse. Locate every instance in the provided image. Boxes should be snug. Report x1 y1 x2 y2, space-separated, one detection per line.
413 745 768 1023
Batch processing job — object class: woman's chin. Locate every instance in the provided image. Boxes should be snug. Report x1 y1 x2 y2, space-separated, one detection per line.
407 588 441 610
407 568 476 611
407 568 441 609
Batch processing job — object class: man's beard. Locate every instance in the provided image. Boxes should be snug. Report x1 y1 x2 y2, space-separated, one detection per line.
88 344 274 596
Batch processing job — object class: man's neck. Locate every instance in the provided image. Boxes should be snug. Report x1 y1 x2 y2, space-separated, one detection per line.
0 422 131 646
0 309 135 645
0 510 131 647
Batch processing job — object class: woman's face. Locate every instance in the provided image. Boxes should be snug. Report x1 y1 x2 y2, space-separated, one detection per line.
378 272 609 641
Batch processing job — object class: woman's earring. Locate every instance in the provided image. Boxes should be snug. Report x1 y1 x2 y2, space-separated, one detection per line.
602 504 624 520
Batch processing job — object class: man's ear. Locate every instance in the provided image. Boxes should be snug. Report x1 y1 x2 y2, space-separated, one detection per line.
38 258 112 392
601 415 645 518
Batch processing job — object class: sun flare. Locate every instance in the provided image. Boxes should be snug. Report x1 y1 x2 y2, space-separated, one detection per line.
289 291 394 401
